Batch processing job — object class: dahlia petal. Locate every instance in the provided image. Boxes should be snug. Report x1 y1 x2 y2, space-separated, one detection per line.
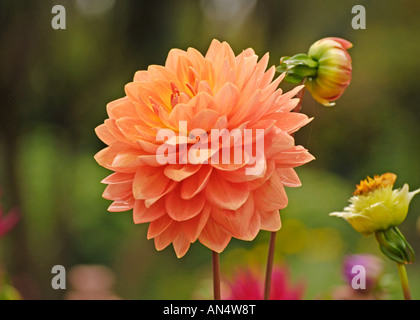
165 185 206 221
107 98 138 120
103 181 132 200
199 216 231 253
116 117 144 143
269 112 313 134
137 154 165 167
176 55 196 89
264 130 295 158
213 59 236 92
148 65 179 86
259 209 282 232
133 70 150 82
254 53 270 84
169 103 195 126
267 98 299 115
153 223 179 251
229 89 261 126
275 85 305 112
213 82 239 115
261 74 283 101
181 165 213 200
164 164 202 182
259 65 277 89
165 48 188 71
136 138 160 154
186 47 207 71
101 172 135 184
133 199 166 224
95 124 116 145
245 91 280 125
205 171 250 210
132 167 170 200
172 233 191 258
212 195 260 240
273 146 315 168
197 80 213 96
147 214 173 239
205 39 223 62
105 119 133 144
112 149 142 170
145 180 177 208
181 205 211 242
108 197 135 212
248 159 276 190
253 169 288 211
234 51 258 90
188 109 220 132
188 91 216 114
276 168 302 188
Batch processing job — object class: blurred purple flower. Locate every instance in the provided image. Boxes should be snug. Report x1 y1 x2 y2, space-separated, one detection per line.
343 254 383 291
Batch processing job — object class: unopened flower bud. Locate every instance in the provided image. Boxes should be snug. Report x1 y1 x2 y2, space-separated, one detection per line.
306 37 353 107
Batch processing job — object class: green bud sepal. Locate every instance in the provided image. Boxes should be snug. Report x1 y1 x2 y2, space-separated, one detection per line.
277 54 319 84
375 227 415 264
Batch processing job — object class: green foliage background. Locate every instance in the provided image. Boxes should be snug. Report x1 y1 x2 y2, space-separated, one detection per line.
0 0 419 299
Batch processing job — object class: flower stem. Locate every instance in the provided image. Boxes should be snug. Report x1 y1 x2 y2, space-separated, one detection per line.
264 231 277 300
396 263 411 300
212 251 221 300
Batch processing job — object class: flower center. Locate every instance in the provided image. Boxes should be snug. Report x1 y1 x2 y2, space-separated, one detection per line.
353 173 397 196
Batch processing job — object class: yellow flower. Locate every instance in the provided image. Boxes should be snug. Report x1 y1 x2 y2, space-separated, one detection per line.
330 173 420 235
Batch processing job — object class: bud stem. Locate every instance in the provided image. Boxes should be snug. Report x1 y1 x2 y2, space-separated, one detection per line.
396 263 412 300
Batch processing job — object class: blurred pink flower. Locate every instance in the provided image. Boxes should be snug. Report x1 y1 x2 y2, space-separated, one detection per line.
0 192 20 239
65 265 120 300
225 266 304 300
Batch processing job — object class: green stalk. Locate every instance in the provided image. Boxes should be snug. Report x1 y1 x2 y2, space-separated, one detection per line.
396 263 412 300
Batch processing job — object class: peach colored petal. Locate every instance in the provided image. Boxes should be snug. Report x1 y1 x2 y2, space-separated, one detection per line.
153 223 179 251
253 169 288 211
212 195 260 240
199 216 231 253
147 214 173 239
188 109 220 132
273 146 315 168
181 205 211 242
268 112 312 134
205 171 250 210
181 165 213 200
95 124 116 145
259 209 282 232
108 197 135 212
133 199 166 224
172 233 191 258
101 172 135 184
165 185 206 221
276 168 302 188
164 164 202 182
103 181 132 201
107 98 138 120
132 167 170 200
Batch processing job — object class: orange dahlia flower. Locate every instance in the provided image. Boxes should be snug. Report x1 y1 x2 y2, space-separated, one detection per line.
95 39 314 258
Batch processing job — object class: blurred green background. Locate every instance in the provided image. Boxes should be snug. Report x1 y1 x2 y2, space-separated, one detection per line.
1 0 420 300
